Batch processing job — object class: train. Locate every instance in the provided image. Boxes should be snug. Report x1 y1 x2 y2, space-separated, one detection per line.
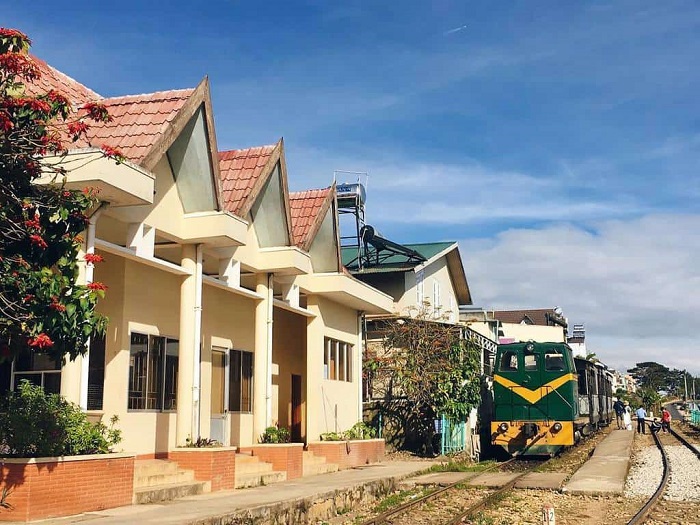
490 341 613 456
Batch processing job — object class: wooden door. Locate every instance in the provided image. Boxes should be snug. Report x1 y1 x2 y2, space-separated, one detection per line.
291 374 302 442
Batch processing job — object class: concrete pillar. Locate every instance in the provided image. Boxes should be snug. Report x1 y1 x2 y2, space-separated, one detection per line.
253 274 272 438
305 295 325 442
176 245 197 446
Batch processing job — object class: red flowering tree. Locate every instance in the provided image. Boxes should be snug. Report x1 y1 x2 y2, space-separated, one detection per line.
0 29 120 364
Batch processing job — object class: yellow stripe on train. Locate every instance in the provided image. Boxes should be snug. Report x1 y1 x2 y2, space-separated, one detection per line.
491 420 575 452
493 373 577 404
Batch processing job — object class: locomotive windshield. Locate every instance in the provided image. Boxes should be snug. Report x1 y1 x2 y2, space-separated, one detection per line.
545 353 565 371
499 351 518 371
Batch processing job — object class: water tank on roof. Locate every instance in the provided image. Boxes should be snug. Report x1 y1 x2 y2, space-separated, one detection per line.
336 183 366 207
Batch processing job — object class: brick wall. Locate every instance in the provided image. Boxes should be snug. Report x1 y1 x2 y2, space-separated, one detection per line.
238 444 303 480
306 439 385 470
0 453 134 522
168 448 236 491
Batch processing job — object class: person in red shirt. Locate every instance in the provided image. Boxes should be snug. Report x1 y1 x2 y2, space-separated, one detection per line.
661 407 672 433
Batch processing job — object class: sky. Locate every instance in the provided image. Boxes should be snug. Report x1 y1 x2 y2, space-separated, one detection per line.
5 0 699 374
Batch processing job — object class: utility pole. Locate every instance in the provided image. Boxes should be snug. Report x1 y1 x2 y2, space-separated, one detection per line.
684 370 689 401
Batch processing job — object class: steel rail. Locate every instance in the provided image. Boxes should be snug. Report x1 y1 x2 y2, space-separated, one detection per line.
626 429 670 525
359 457 520 525
443 467 537 525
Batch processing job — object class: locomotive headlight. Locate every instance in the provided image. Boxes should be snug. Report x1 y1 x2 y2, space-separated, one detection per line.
552 422 563 433
499 422 509 433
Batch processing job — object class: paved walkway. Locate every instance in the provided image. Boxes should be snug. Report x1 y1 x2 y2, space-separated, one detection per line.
563 429 634 494
42 460 437 525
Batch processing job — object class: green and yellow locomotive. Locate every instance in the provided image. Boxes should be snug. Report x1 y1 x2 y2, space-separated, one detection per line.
491 341 612 456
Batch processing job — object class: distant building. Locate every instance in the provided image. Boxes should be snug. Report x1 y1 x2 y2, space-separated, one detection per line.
491 308 568 344
567 324 587 358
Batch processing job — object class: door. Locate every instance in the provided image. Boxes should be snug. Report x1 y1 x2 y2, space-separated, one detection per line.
210 349 228 444
291 374 302 442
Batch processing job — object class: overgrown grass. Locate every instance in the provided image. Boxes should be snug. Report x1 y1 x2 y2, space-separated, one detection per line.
429 458 497 473
372 488 429 513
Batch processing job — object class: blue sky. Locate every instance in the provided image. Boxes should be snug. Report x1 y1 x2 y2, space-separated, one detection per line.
5 1 700 373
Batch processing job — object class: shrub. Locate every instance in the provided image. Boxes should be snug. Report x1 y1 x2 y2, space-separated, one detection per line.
320 422 377 441
185 436 221 448
0 380 121 457
259 425 291 444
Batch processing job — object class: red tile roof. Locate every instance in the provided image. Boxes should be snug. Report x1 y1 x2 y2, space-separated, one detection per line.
25 55 102 104
219 144 277 216
289 187 332 248
76 89 194 164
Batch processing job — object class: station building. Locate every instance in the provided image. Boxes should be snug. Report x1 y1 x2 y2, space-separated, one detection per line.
0 58 394 457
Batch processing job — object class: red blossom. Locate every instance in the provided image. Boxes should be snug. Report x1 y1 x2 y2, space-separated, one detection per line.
67 120 89 136
62 190 72 197
87 282 108 292
0 112 12 132
0 53 38 81
81 102 111 122
100 144 124 161
49 301 66 312
0 28 30 41
45 89 69 106
22 294 34 303
24 217 41 229
29 234 47 249
28 333 54 349
84 253 104 264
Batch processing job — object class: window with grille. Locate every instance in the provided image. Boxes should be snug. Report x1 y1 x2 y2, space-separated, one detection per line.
128 333 179 411
229 349 253 412
323 338 352 382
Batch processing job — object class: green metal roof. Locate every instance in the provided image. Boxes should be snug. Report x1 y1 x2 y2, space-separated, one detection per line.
341 241 454 270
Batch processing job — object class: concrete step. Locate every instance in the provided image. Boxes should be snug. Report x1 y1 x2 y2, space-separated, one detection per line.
134 459 180 478
234 470 287 489
234 455 274 476
134 469 195 489
133 480 206 504
302 451 338 476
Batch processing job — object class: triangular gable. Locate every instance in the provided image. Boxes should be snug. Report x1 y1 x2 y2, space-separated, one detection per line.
25 61 223 211
289 185 341 272
218 139 294 244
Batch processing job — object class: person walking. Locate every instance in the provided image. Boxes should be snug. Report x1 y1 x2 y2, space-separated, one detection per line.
623 401 633 430
661 407 672 433
613 398 625 429
636 405 647 434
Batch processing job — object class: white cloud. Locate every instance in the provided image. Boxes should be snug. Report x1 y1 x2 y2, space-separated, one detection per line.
460 214 700 374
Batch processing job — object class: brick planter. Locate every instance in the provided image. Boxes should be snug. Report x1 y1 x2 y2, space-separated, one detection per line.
168 447 237 492
0 452 134 522
238 443 304 480
306 438 385 469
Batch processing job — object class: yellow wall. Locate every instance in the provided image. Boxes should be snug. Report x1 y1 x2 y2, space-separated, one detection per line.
306 296 361 441
97 256 181 455
200 284 256 445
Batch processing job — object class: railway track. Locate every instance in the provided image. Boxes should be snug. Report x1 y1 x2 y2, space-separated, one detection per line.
627 423 700 525
360 457 548 525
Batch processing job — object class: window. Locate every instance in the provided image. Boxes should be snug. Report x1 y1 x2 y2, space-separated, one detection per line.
545 353 565 371
416 270 424 304
229 349 253 412
128 333 179 411
12 350 61 394
499 351 518 372
323 338 352 382
433 280 441 312
524 352 538 371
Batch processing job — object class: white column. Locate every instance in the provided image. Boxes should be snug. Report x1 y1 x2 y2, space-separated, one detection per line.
253 273 273 438
305 295 325 442
176 245 197 445
218 256 240 287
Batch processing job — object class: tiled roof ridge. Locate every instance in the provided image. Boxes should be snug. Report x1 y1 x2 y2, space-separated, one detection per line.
289 187 332 199
218 144 277 160
102 88 195 104
28 55 102 102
